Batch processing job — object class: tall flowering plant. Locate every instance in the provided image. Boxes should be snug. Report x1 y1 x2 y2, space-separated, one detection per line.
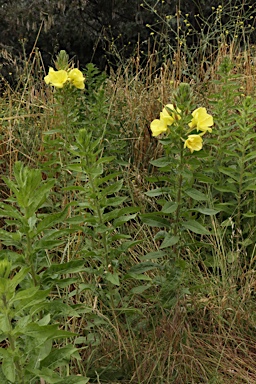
41 51 86 189
140 83 215 306
142 83 214 252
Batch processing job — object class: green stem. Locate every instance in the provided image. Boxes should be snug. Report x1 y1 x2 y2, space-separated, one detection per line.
174 142 184 237
86 158 110 269
2 297 24 384
85 155 118 315
24 213 37 286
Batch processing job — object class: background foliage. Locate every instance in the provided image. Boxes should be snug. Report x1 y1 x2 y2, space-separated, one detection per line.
0 0 255 84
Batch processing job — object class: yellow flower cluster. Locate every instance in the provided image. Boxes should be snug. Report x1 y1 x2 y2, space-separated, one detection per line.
150 104 181 137
44 67 85 89
150 106 213 153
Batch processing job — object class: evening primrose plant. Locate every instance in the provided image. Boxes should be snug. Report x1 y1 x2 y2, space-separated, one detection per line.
141 83 214 305
42 50 85 185
0 162 89 383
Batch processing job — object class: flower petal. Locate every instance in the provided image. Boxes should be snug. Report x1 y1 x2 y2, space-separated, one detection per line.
68 68 85 89
184 134 203 153
150 119 168 137
189 107 213 133
44 68 68 88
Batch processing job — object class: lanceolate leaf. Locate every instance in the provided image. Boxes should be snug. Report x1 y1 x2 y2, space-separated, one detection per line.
182 220 210 235
145 187 171 197
161 201 178 213
160 234 180 249
128 261 160 274
193 207 220 215
140 213 171 228
184 188 208 201
150 157 171 167
140 250 166 260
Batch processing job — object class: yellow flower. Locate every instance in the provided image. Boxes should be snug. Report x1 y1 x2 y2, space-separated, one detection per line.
160 104 181 126
150 118 168 137
184 134 203 153
150 104 181 137
44 67 68 88
68 68 85 89
188 107 213 133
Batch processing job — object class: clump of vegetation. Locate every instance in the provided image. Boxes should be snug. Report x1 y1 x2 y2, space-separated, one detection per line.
0 2 256 383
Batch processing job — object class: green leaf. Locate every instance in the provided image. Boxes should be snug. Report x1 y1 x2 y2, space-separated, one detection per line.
214 202 234 214
101 180 123 197
140 213 171 228
9 267 30 291
30 301 79 318
150 157 171 167
118 239 142 252
0 366 9 384
218 166 239 181
11 286 39 303
35 339 52 361
104 196 127 207
0 313 12 333
97 156 116 165
214 184 237 193
185 189 208 201
161 201 178 213
89 163 104 178
95 172 121 187
37 207 69 233
35 229 68 250
194 173 215 184
145 187 171 197
182 220 210 235
0 203 23 220
40 345 81 370
101 208 120 223
44 260 85 276
14 290 50 314
102 207 139 225
242 183 256 192
160 235 180 249
130 284 152 294
124 273 152 281
2 358 15 383
140 250 166 260
25 323 76 342
128 262 159 274
243 211 256 218
193 207 220 215
0 229 22 247
27 367 61 383
221 218 233 227
245 133 256 141
244 151 256 162
105 272 120 286
58 377 90 384
27 180 56 217
113 213 137 227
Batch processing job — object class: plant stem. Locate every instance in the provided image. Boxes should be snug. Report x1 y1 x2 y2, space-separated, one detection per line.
174 141 184 237
3 298 24 384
